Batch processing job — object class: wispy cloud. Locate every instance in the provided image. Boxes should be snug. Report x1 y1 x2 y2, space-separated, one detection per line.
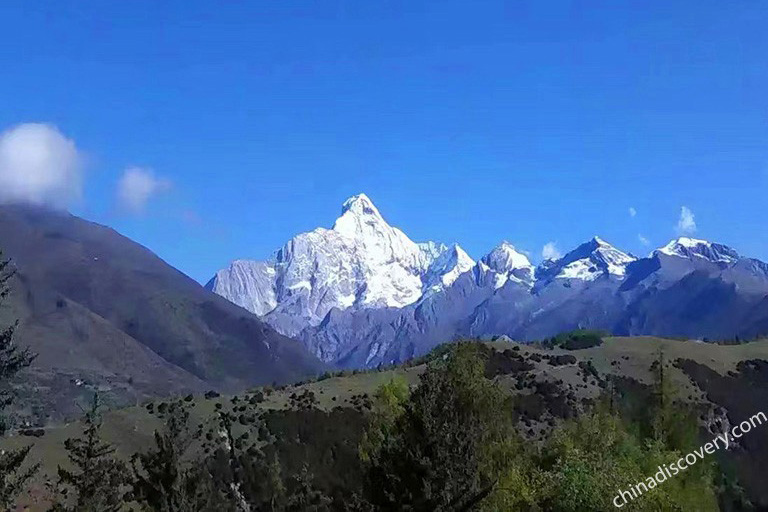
0 123 83 208
542 241 561 260
117 167 171 214
628 207 637 218
638 234 650 246
676 206 697 235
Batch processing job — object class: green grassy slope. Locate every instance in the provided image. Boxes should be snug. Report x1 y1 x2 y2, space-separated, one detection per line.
6 335 768 510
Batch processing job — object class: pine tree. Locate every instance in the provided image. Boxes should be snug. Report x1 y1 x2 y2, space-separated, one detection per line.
132 399 226 512
363 342 521 511
284 465 330 512
649 345 697 451
50 393 130 511
202 396 283 511
0 250 38 509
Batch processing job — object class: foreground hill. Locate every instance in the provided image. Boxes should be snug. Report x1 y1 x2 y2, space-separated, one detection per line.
0 204 324 423
7 335 768 510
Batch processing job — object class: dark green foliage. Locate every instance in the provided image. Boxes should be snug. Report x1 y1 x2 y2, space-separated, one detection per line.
288 389 319 410
649 347 698 450
0 250 38 509
0 446 37 510
284 465 331 511
202 400 274 510
264 407 368 502
50 394 130 511
676 357 768 507
405 341 458 367
543 329 606 350
132 400 227 512
530 404 718 511
362 342 522 511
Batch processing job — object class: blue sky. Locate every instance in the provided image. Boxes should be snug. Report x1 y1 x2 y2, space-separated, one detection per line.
1 1 767 283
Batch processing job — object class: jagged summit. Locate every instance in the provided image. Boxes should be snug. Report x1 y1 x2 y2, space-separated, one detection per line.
421 242 475 294
208 194 475 343
657 237 740 264
481 241 532 273
339 193 380 217
537 236 636 282
476 241 535 289
208 196 768 367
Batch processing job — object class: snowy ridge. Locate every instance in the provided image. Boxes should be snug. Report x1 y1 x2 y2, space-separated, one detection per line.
420 242 475 294
207 194 474 334
478 242 534 288
208 194 768 367
657 237 740 264
536 237 636 283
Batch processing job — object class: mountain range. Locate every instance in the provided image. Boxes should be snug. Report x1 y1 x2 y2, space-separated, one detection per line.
209 194 768 368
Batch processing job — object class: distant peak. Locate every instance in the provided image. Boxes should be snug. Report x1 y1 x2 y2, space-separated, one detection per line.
536 236 635 282
663 237 709 249
659 237 711 255
657 237 739 263
340 193 381 218
453 243 474 264
482 241 532 272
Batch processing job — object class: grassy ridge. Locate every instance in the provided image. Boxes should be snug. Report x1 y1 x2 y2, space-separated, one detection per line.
7 335 768 510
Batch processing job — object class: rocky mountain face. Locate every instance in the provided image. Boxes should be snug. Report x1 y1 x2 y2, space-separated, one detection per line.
0 204 324 422
207 194 474 338
210 195 768 368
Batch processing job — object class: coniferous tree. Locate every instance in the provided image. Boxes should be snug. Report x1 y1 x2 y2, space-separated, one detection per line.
0 250 38 509
363 342 522 511
50 393 130 511
534 404 719 511
284 465 331 512
132 399 227 512
650 345 698 451
203 396 284 511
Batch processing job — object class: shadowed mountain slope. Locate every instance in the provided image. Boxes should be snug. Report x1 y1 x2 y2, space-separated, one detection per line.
0 204 324 422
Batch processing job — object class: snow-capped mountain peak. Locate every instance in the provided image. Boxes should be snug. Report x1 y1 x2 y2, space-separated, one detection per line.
341 192 379 215
333 194 404 244
475 242 534 289
208 194 475 338
481 241 532 273
335 193 384 227
538 236 636 282
207 196 768 368
420 242 475 294
657 237 740 264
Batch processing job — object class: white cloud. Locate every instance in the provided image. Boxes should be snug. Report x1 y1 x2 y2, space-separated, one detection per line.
638 234 650 246
628 207 637 218
676 206 697 235
542 241 561 260
0 123 83 208
117 167 171 214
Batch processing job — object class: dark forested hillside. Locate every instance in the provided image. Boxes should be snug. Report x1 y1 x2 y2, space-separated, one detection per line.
0 204 324 423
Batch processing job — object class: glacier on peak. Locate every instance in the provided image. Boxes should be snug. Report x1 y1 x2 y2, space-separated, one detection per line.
207 194 475 334
476 242 534 289
482 241 532 273
207 198 768 369
420 242 475 294
536 236 636 282
657 237 740 264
